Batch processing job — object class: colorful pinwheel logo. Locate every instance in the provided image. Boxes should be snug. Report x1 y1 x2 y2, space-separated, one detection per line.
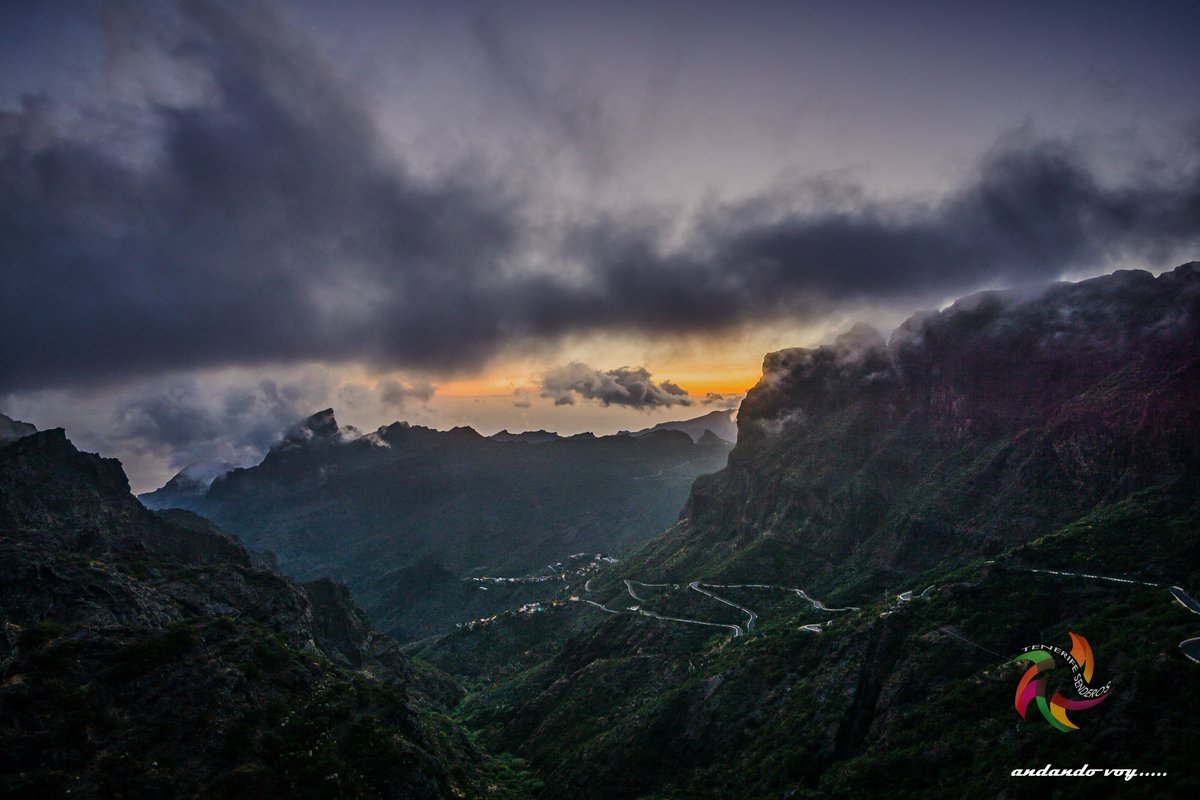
1013 632 1111 732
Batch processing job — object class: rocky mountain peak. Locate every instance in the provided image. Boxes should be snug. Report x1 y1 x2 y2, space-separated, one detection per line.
262 408 352 461
289 407 342 443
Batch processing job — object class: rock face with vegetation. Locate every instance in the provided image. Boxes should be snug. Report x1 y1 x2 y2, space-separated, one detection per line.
629 265 1200 598
418 265 1200 799
0 429 537 799
142 414 732 641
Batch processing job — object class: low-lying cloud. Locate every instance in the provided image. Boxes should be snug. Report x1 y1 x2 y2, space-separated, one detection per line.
1 1 1199 398
539 363 692 409
114 374 332 482
1 364 442 492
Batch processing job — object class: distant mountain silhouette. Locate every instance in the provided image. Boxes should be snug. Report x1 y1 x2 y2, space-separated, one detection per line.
626 408 738 443
488 429 562 443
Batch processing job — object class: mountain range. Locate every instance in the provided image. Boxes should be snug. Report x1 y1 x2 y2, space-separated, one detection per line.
4 264 1199 798
141 411 733 640
415 264 1200 798
622 408 738 443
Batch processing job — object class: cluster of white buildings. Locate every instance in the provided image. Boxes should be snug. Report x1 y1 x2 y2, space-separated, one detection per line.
466 553 619 587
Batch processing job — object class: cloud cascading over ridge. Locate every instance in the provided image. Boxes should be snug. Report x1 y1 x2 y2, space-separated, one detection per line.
2 0 1200 397
112 372 334 481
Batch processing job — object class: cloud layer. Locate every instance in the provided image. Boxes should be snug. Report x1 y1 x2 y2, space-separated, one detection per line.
2 1 1199 397
539 363 692 409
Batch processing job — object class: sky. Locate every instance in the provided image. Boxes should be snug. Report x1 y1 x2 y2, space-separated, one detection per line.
2 0 1199 492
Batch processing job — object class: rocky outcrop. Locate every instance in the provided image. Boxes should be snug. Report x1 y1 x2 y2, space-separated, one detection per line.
301 577 374 667
0 428 145 554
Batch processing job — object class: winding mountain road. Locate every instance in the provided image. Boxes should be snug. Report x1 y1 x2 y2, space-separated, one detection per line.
1169 586 1200 664
688 582 758 633
581 594 742 636
624 580 676 604
499 562 1200 660
582 598 620 614
575 578 856 638
1171 586 1200 614
632 606 744 636
1016 567 1198 666
1026 568 1160 587
701 582 861 613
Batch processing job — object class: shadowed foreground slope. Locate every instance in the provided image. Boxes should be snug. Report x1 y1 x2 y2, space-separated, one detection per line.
0 429 537 799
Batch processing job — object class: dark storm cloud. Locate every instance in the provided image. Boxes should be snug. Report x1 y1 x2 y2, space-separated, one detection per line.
540 134 1200 335
539 363 692 409
469 9 615 178
0 0 521 391
2 1 1200 396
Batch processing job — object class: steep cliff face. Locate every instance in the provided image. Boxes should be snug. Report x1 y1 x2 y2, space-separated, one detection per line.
669 265 1199 593
0 430 532 798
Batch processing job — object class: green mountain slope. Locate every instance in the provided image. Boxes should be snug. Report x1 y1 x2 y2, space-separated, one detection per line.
143 417 731 641
439 492 1200 799
0 429 537 799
